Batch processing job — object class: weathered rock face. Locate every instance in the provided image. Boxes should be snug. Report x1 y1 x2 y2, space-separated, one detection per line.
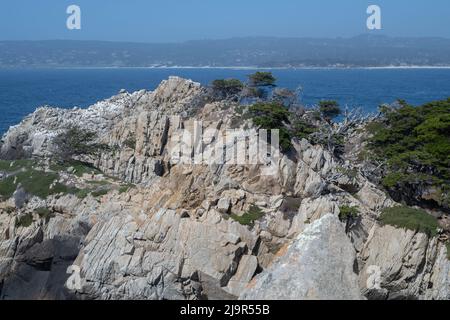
239 214 363 300
0 77 449 300
359 224 450 300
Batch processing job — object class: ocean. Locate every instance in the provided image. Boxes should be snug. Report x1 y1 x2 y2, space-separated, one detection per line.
0 68 449 135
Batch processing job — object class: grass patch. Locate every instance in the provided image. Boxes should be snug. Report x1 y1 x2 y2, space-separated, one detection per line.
1 169 59 200
15 213 33 228
379 206 439 237
231 205 264 227
0 159 34 172
51 160 102 177
91 189 109 198
118 184 133 194
0 164 94 200
339 205 360 221
16 170 59 198
0 176 17 199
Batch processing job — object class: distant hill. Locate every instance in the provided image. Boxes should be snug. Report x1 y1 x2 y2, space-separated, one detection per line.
1 35 450 68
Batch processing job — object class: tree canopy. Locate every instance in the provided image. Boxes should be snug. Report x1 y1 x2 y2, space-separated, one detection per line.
248 72 277 87
368 98 450 209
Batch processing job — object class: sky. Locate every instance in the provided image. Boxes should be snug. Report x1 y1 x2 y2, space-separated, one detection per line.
1 0 449 42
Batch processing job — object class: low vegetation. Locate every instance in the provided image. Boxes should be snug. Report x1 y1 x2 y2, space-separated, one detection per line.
231 205 264 227
319 100 342 122
0 159 33 172
0 158 113 203
15 213 33 228
249 102 293 152
51 160 102 178
338 205 360 222
248 72 277 87
214 72 344 155
379 206 439 237
212 79 244 98
119 184 135 194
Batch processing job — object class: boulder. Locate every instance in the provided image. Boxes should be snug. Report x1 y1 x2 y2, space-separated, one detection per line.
240 214 363 300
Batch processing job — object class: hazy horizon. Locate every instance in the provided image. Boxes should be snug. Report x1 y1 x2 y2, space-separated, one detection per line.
1 1 450 42
2 34 450 44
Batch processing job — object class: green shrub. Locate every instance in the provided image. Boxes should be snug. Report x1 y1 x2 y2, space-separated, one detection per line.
0 176 17 200
119 184 135 194
16 169 58 199
319 100 341 121
91 189 109 198
75 189 90 199
292 119 318 140
379 206 439 237
249 102 293 152
339 205 360 221
367 98 450 208
231 205 264 227
16 213 33 228
0 160 33 172
212 79 244 97
248 72 276 87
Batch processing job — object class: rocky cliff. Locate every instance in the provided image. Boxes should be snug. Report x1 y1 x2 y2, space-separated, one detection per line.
0 77 449 300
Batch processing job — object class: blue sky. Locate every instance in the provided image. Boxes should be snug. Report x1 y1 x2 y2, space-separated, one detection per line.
1 0 449 42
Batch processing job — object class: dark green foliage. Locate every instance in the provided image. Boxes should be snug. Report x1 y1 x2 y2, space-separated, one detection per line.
248 72 276 87
53 126 110 161
212 79 244 97
0 160 33 172
75 189 90 199
319 100 342 121
16 213 33 228
0 159 102 200
13 170 58 199
0 176 16 200
339 205 360 221
51 160 102 178
249 102 293 152
91 189 109 198
292 119 318 140
119 184 135 194
379 206 439 237
368 98 450 208
231 205 264 227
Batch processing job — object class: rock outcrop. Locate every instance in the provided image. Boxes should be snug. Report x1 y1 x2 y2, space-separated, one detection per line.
0 77 449 300
239 214 363 300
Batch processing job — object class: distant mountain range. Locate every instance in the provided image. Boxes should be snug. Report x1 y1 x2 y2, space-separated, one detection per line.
1 35 450 68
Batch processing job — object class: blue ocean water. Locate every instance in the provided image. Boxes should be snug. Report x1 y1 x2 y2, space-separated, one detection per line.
0 68 449 135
